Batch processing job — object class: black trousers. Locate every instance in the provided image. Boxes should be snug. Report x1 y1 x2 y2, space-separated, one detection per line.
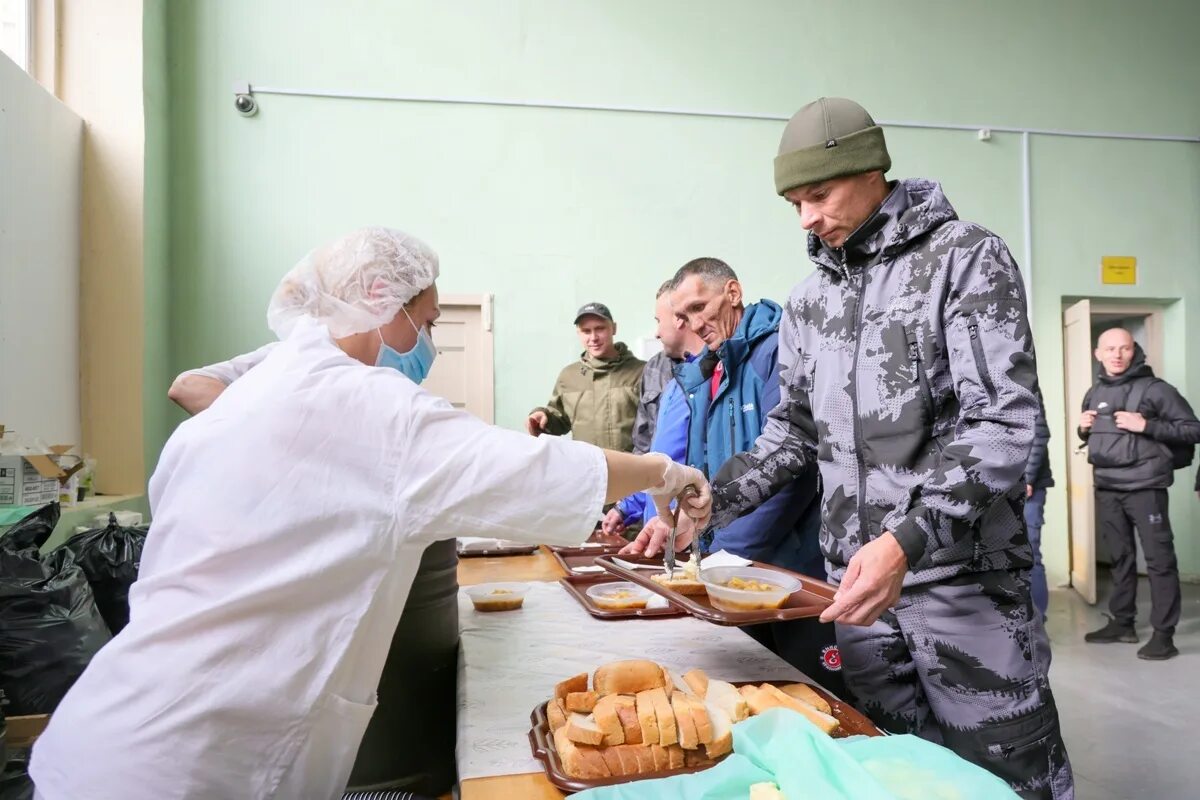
1095 488 1181 634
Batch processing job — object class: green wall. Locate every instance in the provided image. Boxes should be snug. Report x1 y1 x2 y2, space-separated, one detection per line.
149 0 1200 582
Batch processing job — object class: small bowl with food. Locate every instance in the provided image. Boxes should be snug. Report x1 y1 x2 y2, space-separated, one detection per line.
466 582 530 612
699 566 801 612
585 581 653 610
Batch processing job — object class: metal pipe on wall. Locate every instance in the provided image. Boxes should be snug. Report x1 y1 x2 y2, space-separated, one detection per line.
236 82 1200 317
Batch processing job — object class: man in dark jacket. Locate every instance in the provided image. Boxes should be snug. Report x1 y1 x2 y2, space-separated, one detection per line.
1025 402 1053 618
630 281 705 455
1078 328 1200 660
704 98 1071 799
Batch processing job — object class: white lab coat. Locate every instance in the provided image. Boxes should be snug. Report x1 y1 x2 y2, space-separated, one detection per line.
29 318 606 799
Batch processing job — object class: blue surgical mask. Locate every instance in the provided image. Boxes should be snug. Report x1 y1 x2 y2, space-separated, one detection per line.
376 308 437 384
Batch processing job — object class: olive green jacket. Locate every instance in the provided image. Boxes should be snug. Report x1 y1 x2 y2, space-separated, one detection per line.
533 343 646 452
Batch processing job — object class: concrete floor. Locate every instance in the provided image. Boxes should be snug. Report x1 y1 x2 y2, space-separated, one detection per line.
1046 572 1200 800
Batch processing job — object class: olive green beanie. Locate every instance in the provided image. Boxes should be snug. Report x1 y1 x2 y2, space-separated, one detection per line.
774 97 891 195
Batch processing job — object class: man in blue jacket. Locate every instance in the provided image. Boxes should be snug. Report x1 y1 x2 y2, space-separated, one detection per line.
626 257 844 693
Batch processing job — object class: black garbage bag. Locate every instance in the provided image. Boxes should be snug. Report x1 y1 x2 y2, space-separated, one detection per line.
1 505 111 716
0 504 59 579
58 513 147 635
0 756 34 800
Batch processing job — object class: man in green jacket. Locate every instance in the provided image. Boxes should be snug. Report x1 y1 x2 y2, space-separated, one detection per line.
527 302 645 452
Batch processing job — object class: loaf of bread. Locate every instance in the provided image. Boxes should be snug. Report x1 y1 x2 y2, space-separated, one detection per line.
565 712 607 746
555 673 588 702
566 691 599 713
650 572 707 595
683 668 709 698
548 661 845 781
547 697 569 732
635 689 660 745
554 726 610 780
613 697 641 744
703 699 733 758
671 691 699 749
745 683 841 735
750 782 786 800
593 660 667 696
779 682 832 716
592 695 625 746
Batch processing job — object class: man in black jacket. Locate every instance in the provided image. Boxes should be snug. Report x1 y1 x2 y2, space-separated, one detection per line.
1079 328 1200 660
1025 403 1053 619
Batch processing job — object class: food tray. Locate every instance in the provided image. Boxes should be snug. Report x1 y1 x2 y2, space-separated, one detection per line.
546 533 629 553
595 554 836 626
559 573 686 620
528 681 880 793
456 541 541 558
551 548 665 575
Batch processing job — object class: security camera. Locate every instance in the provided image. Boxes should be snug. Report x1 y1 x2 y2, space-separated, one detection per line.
234 93 258 117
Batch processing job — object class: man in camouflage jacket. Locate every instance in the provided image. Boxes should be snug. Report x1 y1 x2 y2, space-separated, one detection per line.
708 98 1073 799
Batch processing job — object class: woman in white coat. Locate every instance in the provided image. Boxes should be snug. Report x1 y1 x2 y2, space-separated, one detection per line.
29 227 710 800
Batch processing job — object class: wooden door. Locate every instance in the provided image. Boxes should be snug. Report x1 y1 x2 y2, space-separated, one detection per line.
423 296 495 423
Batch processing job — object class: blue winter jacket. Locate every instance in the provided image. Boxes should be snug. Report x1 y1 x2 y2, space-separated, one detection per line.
616 358 694 525
678 300 823 576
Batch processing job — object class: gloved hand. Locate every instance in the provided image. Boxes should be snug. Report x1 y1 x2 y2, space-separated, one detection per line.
644 455 711 527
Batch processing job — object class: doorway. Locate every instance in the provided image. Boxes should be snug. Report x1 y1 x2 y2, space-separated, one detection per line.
1062 299 1165 604
422 294 495 423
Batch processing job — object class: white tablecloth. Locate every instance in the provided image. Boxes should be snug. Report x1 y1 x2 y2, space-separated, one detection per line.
455 580 807 781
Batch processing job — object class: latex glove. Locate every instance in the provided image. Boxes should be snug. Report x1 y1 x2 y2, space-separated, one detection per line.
601 507 626 535
619 514 696 558
645 455 711 527
819 531 907 626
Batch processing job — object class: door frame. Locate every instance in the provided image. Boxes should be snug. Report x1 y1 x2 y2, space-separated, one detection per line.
1061 299 1166 604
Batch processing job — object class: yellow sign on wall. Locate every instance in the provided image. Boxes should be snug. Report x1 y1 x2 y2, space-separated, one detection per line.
1101 256 1137 285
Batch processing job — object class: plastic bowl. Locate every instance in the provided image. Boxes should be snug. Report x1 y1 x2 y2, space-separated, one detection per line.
466 582 530 612
699 566 802 612
585 581 653 610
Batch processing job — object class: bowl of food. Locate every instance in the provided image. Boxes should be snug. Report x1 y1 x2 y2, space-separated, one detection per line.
585 581 653 610
466 582 530 612
699 566 801 612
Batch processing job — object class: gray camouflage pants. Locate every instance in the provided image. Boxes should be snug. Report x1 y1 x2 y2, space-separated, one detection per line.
836 569 1073 800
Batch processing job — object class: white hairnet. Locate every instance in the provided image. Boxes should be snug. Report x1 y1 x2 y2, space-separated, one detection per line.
266 226 440 339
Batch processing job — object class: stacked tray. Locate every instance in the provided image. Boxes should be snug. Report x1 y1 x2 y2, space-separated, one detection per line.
456 540 541 558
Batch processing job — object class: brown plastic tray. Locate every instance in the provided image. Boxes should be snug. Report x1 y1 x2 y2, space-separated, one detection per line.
528 680 880 793
456 541 541 558
546 533 629 553
559 573 686 620
595 554 836 626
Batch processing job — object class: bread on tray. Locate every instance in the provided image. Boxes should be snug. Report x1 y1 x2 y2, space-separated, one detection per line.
546 662 842 780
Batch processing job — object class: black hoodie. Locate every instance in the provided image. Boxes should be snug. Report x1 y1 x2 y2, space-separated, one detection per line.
1079 344 1200 490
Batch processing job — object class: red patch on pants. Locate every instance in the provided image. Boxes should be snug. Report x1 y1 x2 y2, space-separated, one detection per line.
821 645 842 672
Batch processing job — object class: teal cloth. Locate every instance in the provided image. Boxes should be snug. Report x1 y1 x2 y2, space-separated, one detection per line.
575 709 1019 800
0 505 38 527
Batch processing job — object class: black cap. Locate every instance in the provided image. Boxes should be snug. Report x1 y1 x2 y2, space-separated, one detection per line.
573 302 614 325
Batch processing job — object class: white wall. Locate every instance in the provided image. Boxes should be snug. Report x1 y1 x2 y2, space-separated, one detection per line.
0 54 82 445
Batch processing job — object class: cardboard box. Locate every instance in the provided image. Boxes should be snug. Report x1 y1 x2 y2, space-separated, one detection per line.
0 427 84 508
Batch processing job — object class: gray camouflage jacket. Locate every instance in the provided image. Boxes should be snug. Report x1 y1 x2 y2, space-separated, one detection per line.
710 179 1038 586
